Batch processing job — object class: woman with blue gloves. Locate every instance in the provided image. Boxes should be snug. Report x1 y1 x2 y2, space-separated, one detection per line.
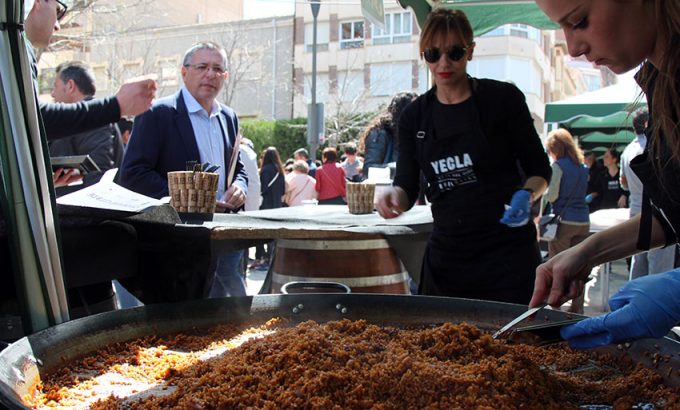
531 0 680 348
377 9 550 303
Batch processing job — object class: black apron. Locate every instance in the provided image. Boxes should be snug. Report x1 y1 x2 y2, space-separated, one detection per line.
415 95 539 304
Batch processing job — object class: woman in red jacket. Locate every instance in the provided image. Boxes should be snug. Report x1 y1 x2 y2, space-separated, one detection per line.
315 147 346 205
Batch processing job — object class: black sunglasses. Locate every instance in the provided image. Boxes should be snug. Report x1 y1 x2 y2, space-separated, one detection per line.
54 0 68 21
422 45 467 63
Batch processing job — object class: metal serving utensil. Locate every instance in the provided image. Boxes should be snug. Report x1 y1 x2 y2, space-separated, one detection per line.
492 303 548 340
505 318 585 346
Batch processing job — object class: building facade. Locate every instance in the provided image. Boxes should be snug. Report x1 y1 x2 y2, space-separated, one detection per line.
292 3 604 136
38 0 295 120
37 1 607 134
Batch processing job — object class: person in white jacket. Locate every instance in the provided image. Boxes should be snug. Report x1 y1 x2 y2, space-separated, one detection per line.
240 137 261 212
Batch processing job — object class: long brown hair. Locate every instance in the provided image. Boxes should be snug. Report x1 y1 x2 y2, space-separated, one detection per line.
358 91 417 153
419 8 474 53
259 146 285 176
637 0 680 166
546 128 584 165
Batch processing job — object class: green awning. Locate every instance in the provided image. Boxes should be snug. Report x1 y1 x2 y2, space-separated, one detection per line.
546 103 635 125
558 111 634 137
398 0 558 35
579 130 635 145
545 78 646 123
577 130 633 155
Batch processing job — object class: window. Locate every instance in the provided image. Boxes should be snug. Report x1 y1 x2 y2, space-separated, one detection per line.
372 12 412 45
468 56 542 97
509 24 530 39
481 24 543 45
583 74 602 92
418 66 428 94
91 64 109 92
337 71 364 101
340 21 364 49
370 62 411 96
305 22 329 52
158 58 178 88
121 60 143 81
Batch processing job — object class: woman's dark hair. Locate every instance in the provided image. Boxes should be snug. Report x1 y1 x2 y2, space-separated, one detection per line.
260 146 285 176
605 148 620 163
322 147 338 163
358 91 417 153
419 8 474 54
632 108 649 135
636 1 680 167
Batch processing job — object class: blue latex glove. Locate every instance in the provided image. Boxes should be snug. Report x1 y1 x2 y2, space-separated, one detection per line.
584 193 594 204
500 189 531 227
561 269 680 349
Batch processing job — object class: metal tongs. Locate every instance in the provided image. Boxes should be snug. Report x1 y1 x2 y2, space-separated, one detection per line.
492 304 549 340
492 304 584 345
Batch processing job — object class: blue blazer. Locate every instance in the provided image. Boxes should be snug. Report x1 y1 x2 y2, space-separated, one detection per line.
119 91 247 200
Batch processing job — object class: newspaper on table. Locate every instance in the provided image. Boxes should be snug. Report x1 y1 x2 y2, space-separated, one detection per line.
57 179 163 213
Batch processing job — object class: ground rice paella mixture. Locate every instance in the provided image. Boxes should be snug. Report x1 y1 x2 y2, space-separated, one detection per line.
23 319 680 409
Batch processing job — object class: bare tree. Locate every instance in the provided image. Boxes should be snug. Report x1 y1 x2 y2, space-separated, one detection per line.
42 0 168 93
215 21 265 108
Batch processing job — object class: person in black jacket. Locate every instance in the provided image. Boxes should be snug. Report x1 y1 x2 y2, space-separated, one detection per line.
251 147 286 270
24 0 156 141
48 61 124 189
376 9 551 304
359 91 417 178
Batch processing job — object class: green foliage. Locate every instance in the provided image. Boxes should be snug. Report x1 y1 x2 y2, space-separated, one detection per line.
272 118 308 160
240 118 308 160
240 113 377 161
239 119 274 154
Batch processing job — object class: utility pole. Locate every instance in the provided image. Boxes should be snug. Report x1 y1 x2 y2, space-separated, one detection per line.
308 0 321 161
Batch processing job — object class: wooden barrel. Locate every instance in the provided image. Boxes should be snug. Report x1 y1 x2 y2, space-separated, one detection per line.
271 238 410 294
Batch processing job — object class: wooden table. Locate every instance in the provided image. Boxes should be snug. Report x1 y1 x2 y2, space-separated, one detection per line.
197 205 434 291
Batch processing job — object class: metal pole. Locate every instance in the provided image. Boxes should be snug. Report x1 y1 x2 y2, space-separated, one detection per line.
310 0 320 161
272 17 277 119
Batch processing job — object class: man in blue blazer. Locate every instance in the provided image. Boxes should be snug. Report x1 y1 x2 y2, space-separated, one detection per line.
120 41 249 297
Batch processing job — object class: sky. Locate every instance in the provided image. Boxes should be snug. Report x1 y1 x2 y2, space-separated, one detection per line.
244 0 296 19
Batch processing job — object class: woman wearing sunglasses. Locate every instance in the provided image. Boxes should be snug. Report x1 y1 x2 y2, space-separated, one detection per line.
376 8 551 303
530 0 680 349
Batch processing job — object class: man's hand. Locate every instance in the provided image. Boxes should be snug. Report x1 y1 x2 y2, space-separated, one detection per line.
116 78 157 117
216 184 246 212
53 168 83 187
617 195 627 208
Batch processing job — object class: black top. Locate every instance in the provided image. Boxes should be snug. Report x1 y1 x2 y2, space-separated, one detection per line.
632 63 680 247
598 168 624 209
28 45 121 140
432 97 476 137
260 163 285 210
395 78 551 220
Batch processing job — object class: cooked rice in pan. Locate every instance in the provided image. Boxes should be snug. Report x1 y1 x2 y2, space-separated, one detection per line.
23 319 680 409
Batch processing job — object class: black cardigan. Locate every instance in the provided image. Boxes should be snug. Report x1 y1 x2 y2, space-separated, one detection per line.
394 78 551 208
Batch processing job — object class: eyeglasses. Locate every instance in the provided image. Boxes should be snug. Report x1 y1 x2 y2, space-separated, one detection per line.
54 0 68 21
422 45 468 63
184 64 226 76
